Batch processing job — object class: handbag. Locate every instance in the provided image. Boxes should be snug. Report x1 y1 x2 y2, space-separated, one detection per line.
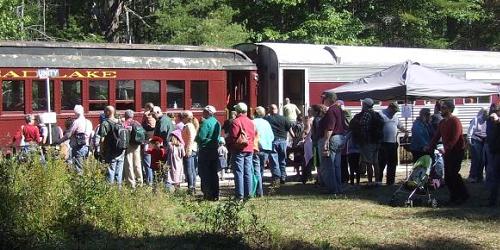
234 123 248 150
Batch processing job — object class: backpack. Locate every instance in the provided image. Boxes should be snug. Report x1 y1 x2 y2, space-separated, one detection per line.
130 122 146 145
234 123 248 150
107 120 130 150
75 120 88 146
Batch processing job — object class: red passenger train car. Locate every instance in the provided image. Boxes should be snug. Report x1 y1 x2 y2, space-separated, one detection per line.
0 41 257 152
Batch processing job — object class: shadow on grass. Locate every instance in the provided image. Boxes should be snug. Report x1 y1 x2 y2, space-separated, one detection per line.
3 222 325 250
361 237 481 249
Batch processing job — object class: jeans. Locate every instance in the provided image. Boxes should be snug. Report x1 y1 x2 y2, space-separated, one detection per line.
184 152 198 189
257 150 270 178
233 151 253 199
252 153 263 196
269 138 287 181
318 134 344 194
72 145 89 174
469 138 486 181
378 142 399 185
107 150 125 185
143 146 153 185
198 148 219 200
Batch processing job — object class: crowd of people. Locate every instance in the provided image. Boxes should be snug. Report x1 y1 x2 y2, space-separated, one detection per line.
7 93 500 206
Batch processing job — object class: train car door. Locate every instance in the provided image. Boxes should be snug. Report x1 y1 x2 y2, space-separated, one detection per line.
282 69 307 114
227 70 249 110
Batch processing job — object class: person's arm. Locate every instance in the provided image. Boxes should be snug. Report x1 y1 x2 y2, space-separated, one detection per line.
295 105 301 115
427 123 442 152
466 118 474 143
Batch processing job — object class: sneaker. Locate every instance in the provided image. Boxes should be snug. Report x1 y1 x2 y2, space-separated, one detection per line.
280 179 286 185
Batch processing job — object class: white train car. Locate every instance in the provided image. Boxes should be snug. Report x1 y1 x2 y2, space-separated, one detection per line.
235 43 500 131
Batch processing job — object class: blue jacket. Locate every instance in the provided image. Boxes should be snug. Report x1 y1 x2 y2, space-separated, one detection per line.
410 118 432 152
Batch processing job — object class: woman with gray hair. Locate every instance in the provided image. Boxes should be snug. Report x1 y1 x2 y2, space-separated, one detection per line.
410 108 433 163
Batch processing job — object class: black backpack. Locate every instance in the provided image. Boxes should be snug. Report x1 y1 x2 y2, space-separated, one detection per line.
106 120 130 150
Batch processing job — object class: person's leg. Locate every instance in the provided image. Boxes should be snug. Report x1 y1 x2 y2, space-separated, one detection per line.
386 143 399 185
333 151 342 193
341 154 349 183
269 141 281 181
115 150 125 187
209 156 220 200
132 144 143 185
377 143 388 183
253 153 263 196
124 148 136 188
348 153 356 184
233 152 244 199
444 150 468 203
107 159 117 184
184 154 196 192
468 139 482 181
72 145 87 174
142 146 153 185
198 150 208 198
477 141 485 182
372 144 381 184
277 139 288 182
244 152 254 199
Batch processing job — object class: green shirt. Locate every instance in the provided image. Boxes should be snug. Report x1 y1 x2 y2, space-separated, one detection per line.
195 116 221 150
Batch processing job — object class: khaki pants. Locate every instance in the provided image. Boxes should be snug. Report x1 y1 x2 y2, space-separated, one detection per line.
124 144 143 187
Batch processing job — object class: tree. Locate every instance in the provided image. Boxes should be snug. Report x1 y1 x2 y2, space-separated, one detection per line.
154 0 250 47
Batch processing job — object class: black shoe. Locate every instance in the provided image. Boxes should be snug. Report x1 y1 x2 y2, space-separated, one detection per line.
280 179 286 185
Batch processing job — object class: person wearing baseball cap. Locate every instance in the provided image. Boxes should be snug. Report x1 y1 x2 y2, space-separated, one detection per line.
195 104 222 200
378 101 408 185
228 102 256 200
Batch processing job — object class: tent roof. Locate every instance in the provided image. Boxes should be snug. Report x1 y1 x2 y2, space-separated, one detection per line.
327 61 500 101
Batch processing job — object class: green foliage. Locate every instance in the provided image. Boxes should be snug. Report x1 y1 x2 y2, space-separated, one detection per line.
0 0 498 50
154 0 250 47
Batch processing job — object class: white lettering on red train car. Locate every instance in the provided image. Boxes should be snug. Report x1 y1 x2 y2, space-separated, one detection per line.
0 70 117 79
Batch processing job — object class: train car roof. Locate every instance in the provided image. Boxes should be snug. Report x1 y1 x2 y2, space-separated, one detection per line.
0 41 256 70
256 42 500 69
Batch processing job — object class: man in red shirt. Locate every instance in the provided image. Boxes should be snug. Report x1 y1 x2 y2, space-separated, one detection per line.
428 100 469 205
319 91 347 194
228 102 256 200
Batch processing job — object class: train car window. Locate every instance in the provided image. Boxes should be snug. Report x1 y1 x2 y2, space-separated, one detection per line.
141 80 160 107
2 80 24 111
167 80 184 109
61 80 82 110
191 81 208 109
32 80 54 111
116 80 135 110
89 80 109 111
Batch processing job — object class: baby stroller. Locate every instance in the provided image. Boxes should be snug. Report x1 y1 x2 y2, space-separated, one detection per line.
389 153 442 208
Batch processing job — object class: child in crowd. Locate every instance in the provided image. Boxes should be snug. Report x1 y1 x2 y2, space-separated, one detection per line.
218 137 228 181
165 130 185 191
145 136 167 188
345 131 361 185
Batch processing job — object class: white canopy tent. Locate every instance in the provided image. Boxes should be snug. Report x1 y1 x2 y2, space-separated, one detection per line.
326 61 500 101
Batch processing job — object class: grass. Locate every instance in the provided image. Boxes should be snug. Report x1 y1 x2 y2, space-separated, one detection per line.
1 153 499 249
